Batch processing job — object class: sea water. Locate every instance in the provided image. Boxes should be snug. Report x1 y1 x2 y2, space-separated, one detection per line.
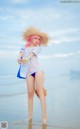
0 57 80 128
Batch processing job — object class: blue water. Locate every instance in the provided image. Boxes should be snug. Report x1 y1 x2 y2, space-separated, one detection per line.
0 57 80 128
0 73 80 129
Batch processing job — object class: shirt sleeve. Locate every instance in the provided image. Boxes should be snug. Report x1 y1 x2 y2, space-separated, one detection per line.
31 46 42 56
20 46 25 53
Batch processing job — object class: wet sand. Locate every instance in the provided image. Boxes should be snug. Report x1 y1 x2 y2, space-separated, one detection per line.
0 76 80 129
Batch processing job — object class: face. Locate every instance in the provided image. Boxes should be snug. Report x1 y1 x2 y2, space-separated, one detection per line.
31 35 42 46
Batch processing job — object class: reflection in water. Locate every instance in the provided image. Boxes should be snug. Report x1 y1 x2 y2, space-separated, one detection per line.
27 119 47 129
42 124 47 129
28 119 32 129
28 123 32 129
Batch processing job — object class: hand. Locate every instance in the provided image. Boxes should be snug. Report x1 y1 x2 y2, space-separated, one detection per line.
25 58 29 62
17 58 29 64
17 58 23 64
21 59 28 64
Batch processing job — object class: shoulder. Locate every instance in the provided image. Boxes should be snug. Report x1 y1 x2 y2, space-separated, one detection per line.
33 46 42 50
30 46 42 56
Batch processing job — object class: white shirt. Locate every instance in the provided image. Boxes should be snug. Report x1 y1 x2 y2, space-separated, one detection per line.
18 46 42 79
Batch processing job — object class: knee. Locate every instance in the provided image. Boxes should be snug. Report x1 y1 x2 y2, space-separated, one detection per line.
36 87 47 97
36 87 43 96
28 91 34 99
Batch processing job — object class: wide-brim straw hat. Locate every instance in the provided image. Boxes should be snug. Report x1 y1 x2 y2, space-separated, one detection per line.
23 26 49 45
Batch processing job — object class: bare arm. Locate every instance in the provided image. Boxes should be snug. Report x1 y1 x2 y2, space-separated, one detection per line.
24 52 35 63
27 52 35 60
17 51 24 64
17 52 35 64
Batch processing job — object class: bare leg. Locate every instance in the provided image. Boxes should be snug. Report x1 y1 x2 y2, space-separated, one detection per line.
26 75 35 120
35 71 47 123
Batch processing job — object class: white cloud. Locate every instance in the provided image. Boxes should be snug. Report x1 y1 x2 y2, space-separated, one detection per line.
8 0 28 4
50 28 80 37
49 37 80 45
0 6 80 46
49 28 80 45
0 50 18 58
0 45 21 49
0 7 61 23
39 51 80 59
0 50 80 59
0 15 15 21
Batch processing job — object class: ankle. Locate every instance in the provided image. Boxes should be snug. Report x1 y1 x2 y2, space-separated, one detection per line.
42 118 47 124
29 116 32 120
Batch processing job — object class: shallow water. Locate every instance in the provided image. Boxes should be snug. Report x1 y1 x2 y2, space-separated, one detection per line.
0 75 80 129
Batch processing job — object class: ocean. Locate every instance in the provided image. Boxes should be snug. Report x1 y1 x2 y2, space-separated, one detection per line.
0 73 80 129
0 56 80 128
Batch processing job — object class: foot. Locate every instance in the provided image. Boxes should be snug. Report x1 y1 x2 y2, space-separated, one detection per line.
29 117 32 123
42 118 46 124
23 117 32 122
29 119 32 123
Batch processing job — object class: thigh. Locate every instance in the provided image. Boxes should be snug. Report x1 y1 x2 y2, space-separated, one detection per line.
35 70 45 88
26 75 35 92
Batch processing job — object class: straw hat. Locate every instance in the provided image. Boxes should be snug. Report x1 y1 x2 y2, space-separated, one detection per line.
23 26 49 45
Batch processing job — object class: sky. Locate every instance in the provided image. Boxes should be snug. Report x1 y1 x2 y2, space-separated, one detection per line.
0 0 80 76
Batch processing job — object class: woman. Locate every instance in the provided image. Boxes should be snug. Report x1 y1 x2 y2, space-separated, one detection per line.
17 26 49 124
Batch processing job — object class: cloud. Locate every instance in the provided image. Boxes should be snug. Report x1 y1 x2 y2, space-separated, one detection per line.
0 50 18 58
39 50 80 59
50 28 80 37
49 36 80 45
0 45 20 50
7 0 28 4
0 15 15 21
49 28 80 45
0 50 80 59
0 1 79 26
70 70 80 79
0 6 80 47
0 7 61 23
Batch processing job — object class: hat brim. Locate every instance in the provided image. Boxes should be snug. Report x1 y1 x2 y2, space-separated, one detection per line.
23 27 49 45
